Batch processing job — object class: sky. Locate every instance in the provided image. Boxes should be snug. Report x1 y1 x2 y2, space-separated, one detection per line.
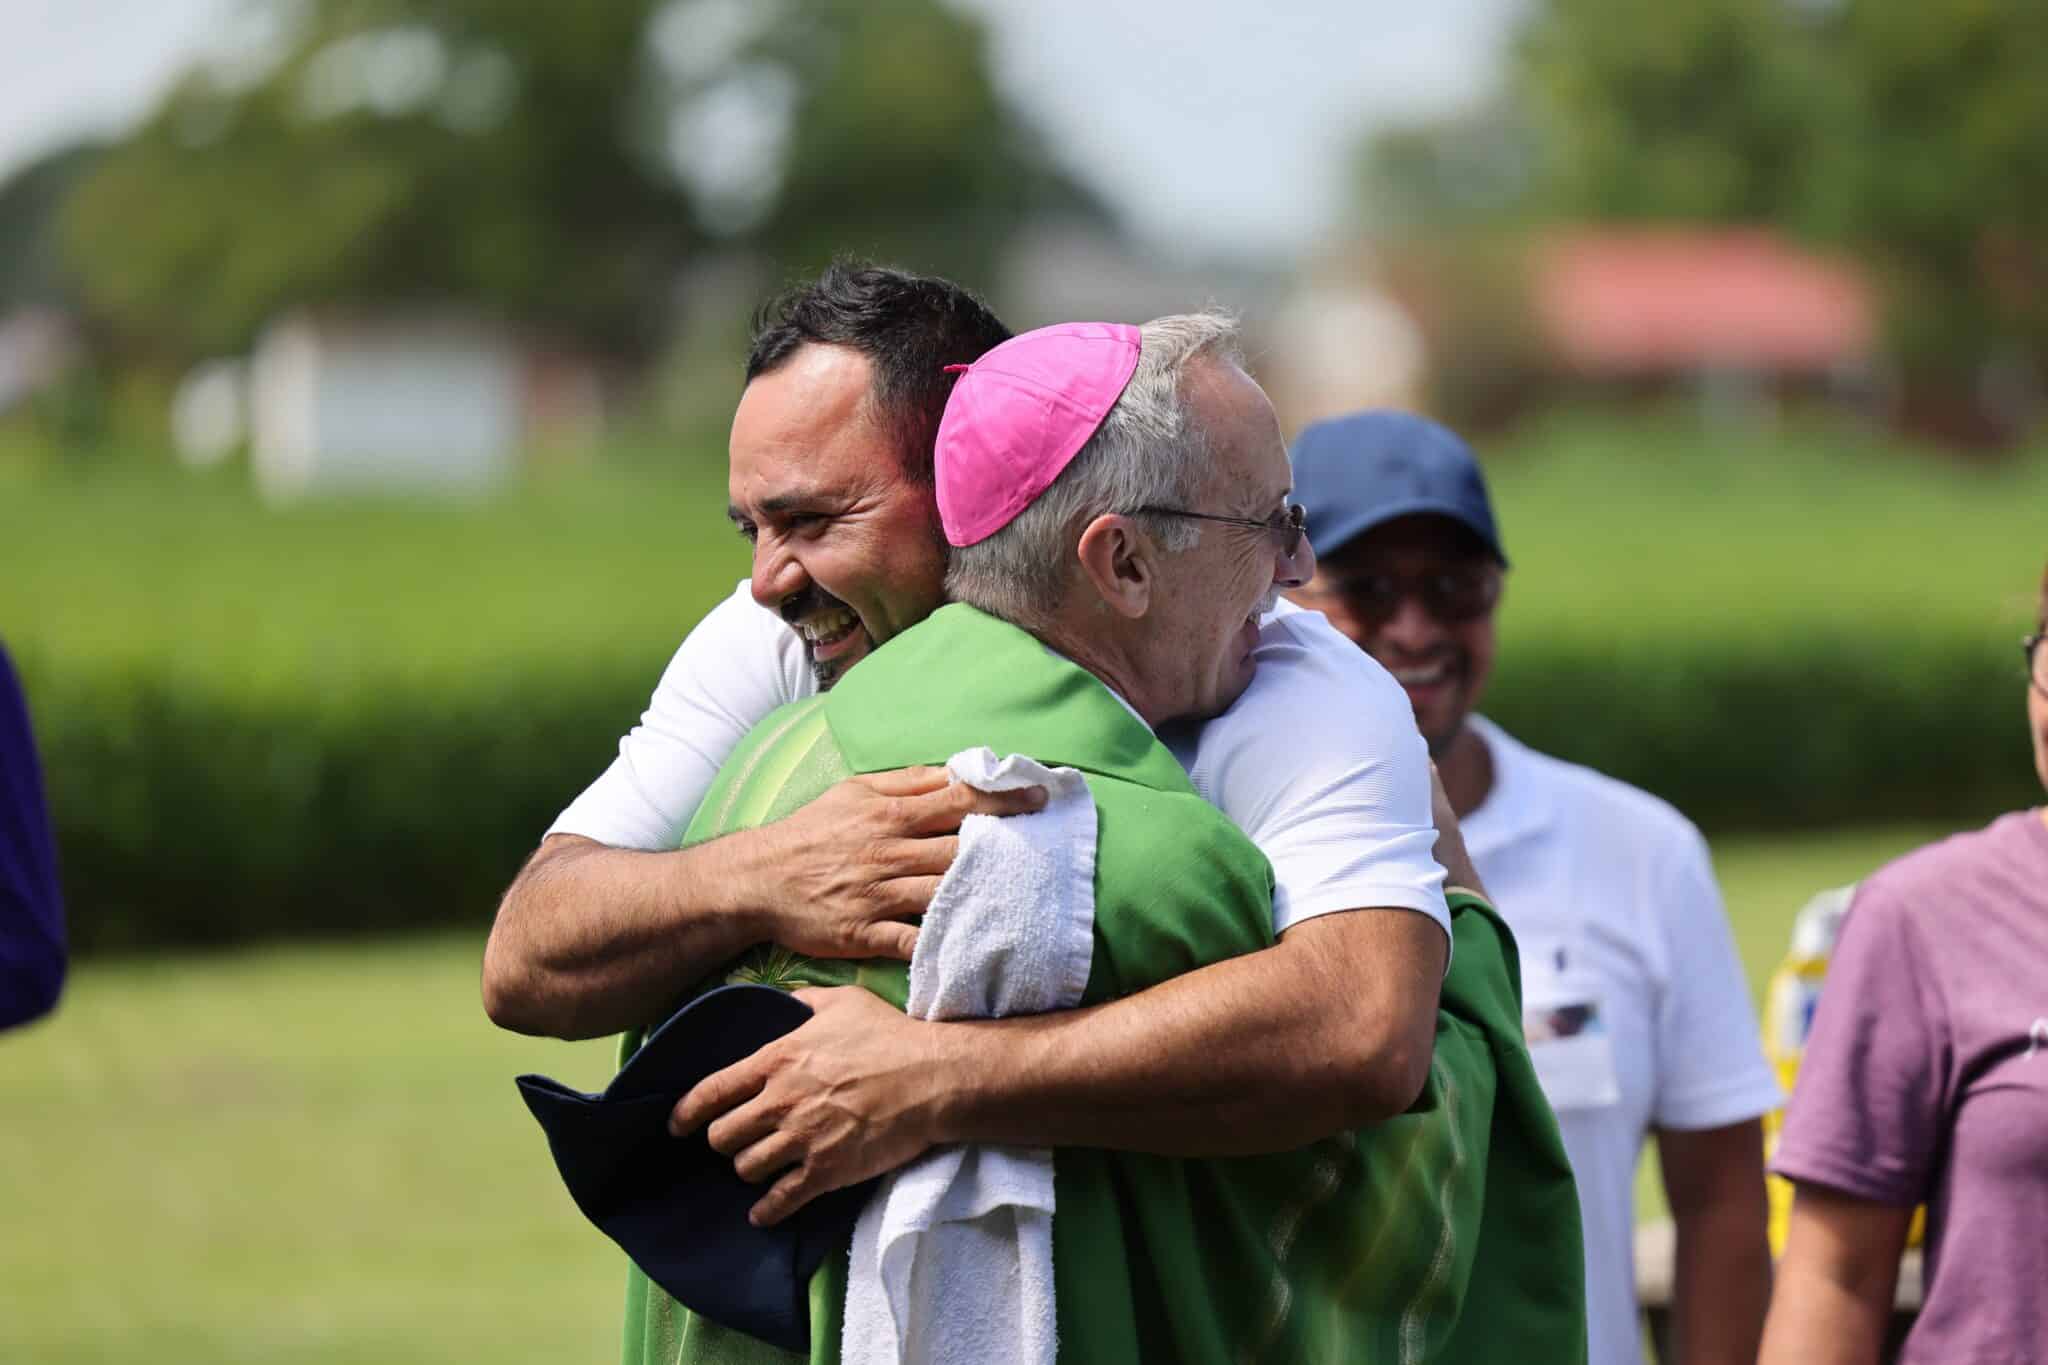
0 0 1524 261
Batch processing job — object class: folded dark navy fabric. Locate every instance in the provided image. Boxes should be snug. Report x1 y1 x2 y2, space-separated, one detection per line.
0 641 65 1032
516 984 877 1351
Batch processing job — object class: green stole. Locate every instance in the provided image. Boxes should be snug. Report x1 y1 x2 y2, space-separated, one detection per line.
619 604 1584 1365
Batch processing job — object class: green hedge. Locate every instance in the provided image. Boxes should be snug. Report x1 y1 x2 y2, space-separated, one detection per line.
32 664 650 952
1489 633 2039 830
26 629 2039 954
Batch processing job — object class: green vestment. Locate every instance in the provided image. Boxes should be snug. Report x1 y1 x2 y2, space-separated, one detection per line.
619 604 1584 1364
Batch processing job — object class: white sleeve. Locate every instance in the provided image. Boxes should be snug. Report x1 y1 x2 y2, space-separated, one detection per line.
1649 822 1784 1129
1196 609 1450 944
547 582 812 851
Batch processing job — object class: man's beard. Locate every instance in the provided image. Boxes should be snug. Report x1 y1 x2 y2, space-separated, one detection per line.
780 585 865 691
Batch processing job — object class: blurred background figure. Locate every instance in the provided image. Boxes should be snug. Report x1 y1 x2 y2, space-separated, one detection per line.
0 639 66 1031
1759 560 2048 1365
1287 412 1781 1365
4 0 2046 1358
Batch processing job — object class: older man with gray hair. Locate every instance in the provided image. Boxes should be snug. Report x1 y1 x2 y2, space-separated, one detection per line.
939 312 1296 728
621 315 1583 1363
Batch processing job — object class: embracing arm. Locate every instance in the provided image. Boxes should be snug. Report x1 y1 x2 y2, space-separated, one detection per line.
483 832 773 1040
480 585 1040 1039
941 901 1447 1147
935 760 1475 1150
482 768 1038 1039
679 777 1477 1227
683 903 1446 1225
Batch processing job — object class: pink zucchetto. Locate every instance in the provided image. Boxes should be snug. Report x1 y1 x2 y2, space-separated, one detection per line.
935 321 1142 548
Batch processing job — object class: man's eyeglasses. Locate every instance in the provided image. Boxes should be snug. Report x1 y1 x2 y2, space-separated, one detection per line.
1296 569 1501 627
1130 503 1308 558
2027 632 2047 699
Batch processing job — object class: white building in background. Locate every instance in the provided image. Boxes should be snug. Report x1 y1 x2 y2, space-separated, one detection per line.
171 358 247 468
1264 278 1426 432
248 312 523 502
0 307 79 414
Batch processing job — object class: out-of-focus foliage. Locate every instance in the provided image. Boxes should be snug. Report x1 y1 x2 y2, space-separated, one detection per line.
1359 0 2048 433
63 1 685 360
0 143 100 311
56 0 1093 362
1515 0 1831 227
732 0 1103 279
1353 102 1537 236
1811 0 2048 388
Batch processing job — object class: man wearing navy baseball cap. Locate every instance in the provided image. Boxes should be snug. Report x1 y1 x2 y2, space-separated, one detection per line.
1288 411 1781 1365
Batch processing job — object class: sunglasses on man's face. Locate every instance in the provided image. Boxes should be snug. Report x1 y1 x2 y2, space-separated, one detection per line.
1300 568 1500 627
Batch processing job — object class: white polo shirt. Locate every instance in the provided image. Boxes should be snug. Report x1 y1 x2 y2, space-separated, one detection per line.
550 582 1449 942
1459 715 1781 1365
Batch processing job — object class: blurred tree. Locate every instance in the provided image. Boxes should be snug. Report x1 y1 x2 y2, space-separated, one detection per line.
741 0 1099 279
1811 0 2048 404
59 0 1095 362
0 143 102 312
1352 102 1538 236
1360 0 2048 438
1514 0 1832 226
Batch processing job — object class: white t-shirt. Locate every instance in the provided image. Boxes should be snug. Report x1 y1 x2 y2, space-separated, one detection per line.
550 582 1449 941
1458 715 1781 1365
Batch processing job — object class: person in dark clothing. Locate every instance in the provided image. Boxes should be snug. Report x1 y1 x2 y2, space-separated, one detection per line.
1 640 65 1030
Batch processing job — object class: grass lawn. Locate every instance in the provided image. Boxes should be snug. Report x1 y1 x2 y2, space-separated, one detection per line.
0 934 621 1365
0 454 750 701
7 413 2045 696
0 821 1964 1362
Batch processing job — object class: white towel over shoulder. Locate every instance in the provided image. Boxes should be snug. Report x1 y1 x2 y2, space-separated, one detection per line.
841 747 1096 1365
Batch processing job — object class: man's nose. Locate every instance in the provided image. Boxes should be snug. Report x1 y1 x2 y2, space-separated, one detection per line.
1276 534 1315 590
749 539 806 612
1376 590 1443 651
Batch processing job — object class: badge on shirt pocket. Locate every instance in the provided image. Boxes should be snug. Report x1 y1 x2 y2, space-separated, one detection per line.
1521 933 1622 1110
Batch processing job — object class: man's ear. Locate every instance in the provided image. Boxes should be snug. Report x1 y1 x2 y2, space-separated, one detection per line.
1074 514 1153 620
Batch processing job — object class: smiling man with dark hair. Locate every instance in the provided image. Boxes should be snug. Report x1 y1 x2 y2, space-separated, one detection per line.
1289 409 1778 1365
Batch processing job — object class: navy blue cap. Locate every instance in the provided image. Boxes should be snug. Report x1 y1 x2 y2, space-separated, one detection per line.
1290 411 1507 566
517 984 878 1352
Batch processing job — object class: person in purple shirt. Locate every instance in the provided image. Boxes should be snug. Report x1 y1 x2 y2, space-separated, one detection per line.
1 640 65 1031
1760 557 2048 1365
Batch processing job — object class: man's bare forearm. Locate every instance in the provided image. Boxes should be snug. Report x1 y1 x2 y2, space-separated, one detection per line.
1669 1194 1772 1363
1660 1120 1771 1364
482 770 1039 1041
678 901 1449 1224
926 909 1445 1154
482 834 768 1040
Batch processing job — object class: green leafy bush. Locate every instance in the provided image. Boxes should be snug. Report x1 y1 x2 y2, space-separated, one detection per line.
34 665 653 951
27 631 2036 954
1490 633 2038 831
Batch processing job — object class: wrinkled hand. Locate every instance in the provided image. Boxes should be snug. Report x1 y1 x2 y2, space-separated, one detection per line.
671 986 950 1226
1428 761 1489 901
752 766 1044 961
